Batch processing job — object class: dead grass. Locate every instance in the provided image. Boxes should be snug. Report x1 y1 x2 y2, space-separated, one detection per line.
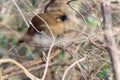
0 0 120 80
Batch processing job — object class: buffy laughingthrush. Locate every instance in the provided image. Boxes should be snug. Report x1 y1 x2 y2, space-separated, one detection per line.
17 11 68 47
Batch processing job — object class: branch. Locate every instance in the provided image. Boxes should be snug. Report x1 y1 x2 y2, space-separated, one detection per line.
62 58 86 80
2 49 61 75
101 1 120 80
0 59 40 80
3 62 56 80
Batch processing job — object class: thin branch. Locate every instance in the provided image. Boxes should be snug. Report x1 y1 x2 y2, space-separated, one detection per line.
44 0 56 13
101 1 120 80
62 58 86 80
12 0 29 27
3 62 56 80
0 59 41 80
2 49 61 76
0 68 3 80
67 0 88 34
15 1 56 79
0 23 21 38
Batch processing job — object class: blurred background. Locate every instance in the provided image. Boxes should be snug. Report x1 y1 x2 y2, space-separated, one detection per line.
0 0 120 80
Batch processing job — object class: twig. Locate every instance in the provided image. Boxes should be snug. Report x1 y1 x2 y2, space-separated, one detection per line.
44 0 55 13
101 1 120 80
62 58 86 80
2 49 61 75
12 0 29 27
0 68 3 80
41 38 55 80
0 59 40 80
3 61 71 80
15 1 56 79
67 0 88 34
3 62 56 80
0 23 21 38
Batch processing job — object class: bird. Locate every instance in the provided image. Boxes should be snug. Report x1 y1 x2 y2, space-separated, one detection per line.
17 11 68 47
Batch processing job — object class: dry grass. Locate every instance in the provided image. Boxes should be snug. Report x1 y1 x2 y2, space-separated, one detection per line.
0 0 120 80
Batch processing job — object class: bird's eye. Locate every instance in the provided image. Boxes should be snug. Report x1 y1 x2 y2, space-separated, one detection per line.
56 15 67 21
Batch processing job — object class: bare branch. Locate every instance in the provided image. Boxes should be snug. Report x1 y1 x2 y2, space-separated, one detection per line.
101 1 120 80
2 49 61 75
0 59 41 80
62 58 86 80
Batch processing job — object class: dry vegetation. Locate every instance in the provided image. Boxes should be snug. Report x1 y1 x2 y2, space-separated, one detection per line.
0 0 120 80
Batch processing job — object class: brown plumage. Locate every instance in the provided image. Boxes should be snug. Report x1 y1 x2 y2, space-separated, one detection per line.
17 11 67 46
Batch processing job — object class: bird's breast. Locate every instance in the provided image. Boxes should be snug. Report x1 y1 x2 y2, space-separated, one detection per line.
32 33 54 47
